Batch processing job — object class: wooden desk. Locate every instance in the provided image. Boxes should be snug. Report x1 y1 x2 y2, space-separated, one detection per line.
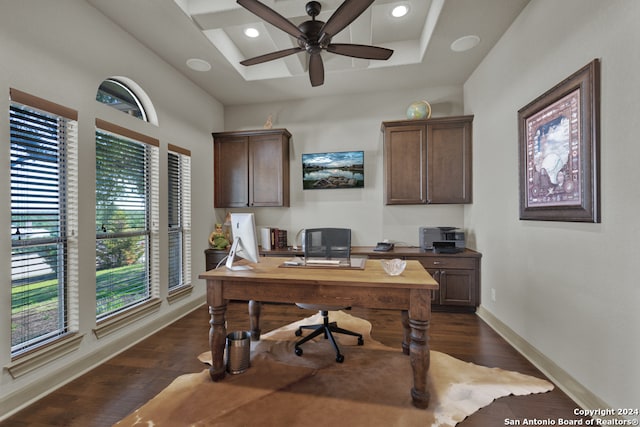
199 257 439 409
255 246 482 311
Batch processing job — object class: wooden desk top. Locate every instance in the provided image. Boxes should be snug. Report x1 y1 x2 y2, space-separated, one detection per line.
199 257 438 291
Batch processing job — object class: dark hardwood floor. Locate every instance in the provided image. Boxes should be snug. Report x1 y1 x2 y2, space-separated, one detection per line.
1 302 591 427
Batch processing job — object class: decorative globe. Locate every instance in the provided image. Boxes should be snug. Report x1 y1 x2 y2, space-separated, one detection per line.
406 100 432 120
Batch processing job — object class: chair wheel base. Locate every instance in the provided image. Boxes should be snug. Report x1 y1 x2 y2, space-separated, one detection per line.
293 310 363 364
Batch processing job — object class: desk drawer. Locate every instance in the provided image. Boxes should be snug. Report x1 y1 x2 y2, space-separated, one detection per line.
407 256 476 270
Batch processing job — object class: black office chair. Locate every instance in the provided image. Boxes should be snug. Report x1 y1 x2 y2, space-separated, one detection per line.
294 228 364 363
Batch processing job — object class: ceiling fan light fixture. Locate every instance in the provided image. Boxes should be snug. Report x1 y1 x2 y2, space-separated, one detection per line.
244 27 260 38
391 5 409 18
450 35 480 52
236 0 393 86
186 58 211 72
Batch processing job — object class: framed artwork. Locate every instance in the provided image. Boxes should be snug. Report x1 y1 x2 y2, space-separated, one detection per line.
302 150 364 190
518 59 600 222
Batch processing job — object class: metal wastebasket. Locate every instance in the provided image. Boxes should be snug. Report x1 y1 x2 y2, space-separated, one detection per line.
226 331 251 374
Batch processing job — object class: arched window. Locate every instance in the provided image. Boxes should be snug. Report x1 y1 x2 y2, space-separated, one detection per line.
94 76 160 328
96 77 158 125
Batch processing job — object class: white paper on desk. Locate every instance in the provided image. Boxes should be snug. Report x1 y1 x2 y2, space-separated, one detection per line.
261 228 271 250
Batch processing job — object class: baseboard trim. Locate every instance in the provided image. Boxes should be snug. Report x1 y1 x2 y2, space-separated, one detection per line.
0 298 205 422
476 305 610 413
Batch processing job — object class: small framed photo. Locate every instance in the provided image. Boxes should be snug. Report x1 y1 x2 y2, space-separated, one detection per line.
518 59 600 222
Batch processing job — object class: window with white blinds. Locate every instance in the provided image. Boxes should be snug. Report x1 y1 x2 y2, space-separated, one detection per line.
168 145 191 291
9 89 78 356
95 120 159 319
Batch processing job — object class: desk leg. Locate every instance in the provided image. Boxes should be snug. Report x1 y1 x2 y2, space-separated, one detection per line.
208 280 227 382
409 289 431 409
248 300 262 340
401 310 410 355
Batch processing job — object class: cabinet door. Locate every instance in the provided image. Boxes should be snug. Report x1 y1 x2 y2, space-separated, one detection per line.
214 136 248 208
205 249 228 271
384 125 427 204
426 119 472 203
249 133 290 207
438 269 475 306
412 255 478 308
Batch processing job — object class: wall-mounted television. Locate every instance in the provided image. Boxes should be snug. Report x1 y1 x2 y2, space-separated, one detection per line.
302 150 364 190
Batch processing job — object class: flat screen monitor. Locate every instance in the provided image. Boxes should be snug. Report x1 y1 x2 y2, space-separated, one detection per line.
226 213 260 271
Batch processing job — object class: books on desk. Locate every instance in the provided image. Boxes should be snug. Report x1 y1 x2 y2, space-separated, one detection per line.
260 227 288 250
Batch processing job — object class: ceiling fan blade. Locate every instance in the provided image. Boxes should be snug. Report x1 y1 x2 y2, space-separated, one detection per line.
327 43 393 60
237 0 306 40
308 53 325 87
240 47 304 66
318 0 374 44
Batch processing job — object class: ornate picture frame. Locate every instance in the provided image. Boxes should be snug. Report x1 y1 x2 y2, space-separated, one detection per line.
518 59 600 222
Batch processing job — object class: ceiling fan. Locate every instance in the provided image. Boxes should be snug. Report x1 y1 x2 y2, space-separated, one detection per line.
237 0 394 87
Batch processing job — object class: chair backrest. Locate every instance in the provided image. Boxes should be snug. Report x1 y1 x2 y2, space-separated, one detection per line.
304 228 351 260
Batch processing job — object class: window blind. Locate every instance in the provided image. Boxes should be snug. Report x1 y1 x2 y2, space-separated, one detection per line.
95 125 157 319
168 145 191 291
10 98 78 356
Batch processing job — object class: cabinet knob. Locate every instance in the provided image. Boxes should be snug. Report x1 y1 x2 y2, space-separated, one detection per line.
433 261 441 265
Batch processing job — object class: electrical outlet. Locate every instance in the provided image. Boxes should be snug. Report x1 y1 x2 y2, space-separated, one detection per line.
491 288 496 302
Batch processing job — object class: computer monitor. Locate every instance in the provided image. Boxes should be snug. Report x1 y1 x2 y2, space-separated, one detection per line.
226 213 260 271
303 228 352 266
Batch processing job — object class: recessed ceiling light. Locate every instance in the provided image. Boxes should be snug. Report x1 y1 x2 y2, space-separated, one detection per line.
244 27 260 38
391 5 409 18
450 35 480 52
186 58 211 72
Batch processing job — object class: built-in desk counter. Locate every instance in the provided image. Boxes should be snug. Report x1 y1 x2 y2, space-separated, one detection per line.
259 246 482 312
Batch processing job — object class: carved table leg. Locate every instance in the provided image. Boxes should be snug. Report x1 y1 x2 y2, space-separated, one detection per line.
209 303 227 381
401 310 410 355
409 317 430 408
248 300 262 340
409 288 431 409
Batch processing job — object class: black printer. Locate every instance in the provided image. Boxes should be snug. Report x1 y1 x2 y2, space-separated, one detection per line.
418 227 465 253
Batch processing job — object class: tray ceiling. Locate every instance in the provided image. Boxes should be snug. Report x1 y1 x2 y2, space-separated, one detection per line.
88 0 530 104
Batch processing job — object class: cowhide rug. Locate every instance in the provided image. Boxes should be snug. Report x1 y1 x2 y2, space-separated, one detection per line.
115 311 553 427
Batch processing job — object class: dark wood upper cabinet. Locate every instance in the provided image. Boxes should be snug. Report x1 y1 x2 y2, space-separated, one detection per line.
383 124 427 204
213 128 291 208
382 115 473 205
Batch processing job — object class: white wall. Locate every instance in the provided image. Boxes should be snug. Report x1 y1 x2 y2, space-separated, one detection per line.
0 0 222 417
465 0 639 411
224 86 468 247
